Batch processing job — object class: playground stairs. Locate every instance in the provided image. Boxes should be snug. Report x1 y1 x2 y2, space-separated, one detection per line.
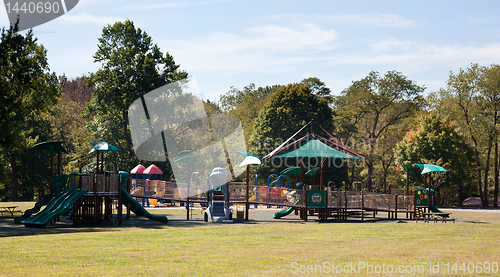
206 189 233 223
211 201 225 216
414 207 424 220
213 190 224 201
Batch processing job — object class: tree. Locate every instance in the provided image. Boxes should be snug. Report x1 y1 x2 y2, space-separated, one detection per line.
0 18 59 200
249 83 334 179
48 76 96 173
86 20 188 171
219 83 282 143
443 63 500 207
299 77 331 97
394 114 475 205
333 71 425 191
61 75 94 105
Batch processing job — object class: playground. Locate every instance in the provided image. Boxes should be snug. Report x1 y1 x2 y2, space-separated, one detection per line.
4 120 457 229
2 120 499 276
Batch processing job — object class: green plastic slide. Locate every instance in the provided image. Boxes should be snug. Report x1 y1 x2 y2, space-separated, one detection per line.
14 193 52 224
429 203 449 217
121 189 168 224
22 189 87 227
273 197 299 219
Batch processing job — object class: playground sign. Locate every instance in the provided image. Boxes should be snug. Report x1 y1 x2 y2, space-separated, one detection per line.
308 190 325 208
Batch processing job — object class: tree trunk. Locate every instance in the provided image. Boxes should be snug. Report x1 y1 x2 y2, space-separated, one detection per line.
367 161 374 191
122 108 133 162
483 141 493 207
458 180 463 207
11 153 18 201
473 144 484 206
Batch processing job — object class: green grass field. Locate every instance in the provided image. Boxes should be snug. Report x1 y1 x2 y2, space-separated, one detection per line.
1 205 499 276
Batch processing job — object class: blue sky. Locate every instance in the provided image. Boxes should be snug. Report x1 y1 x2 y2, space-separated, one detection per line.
2 0 500 101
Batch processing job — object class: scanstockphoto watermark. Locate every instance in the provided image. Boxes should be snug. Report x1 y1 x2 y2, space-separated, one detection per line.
262 155 365 169
290 261 499 275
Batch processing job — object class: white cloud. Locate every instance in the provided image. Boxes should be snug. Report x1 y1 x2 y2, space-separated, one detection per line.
162 23 337 73
61 13 124 25
333 13 418 28
340 40 500 70
273 13 419 28
126 0 233 11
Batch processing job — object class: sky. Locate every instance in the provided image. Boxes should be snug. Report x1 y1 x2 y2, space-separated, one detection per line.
2 0 500 102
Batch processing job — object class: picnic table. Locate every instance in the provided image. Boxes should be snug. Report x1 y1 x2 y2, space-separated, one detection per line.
422 212 455 223
0 206 23 217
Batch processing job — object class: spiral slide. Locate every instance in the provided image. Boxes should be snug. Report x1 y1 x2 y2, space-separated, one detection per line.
22 189 87 227
121 189 168 224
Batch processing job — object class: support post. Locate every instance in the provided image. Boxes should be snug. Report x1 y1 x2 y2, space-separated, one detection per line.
406 171 410 196
100 153 104 173
245 165 249 221
395 194 398 220
57 152 62 175
50 151 54 197
319 157 327 190
304 190 308 222
361 190 365 221
93 173 98 225
187 165 190 221
344 190 348 221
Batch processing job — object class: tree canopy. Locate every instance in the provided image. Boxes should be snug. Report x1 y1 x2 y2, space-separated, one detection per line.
395 114 475 205
0 18 59 200
333 71 425 190
85 19 188 170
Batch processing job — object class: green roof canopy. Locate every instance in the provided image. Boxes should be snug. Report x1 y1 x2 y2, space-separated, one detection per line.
277 139 360 159
173 150 200 165
280 166 302 176
88 142 121 154
416 163 447 175
30 140 68 154
237 151 261 167
305 167 320 176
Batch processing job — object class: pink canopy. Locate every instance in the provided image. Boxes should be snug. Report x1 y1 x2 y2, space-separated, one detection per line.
131 164 146 174
144 164 162 175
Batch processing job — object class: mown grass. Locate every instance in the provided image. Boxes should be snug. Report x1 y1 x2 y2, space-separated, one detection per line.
0 206 499 276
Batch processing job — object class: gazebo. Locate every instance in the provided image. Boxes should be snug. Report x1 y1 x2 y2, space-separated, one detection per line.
264 119 363 190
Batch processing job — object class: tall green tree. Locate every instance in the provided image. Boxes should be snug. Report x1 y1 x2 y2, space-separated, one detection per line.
394 114 475 205
0 18 59 200
333 71 425 191
442 63 500 207
47 76 96 173
249 83 334 180
86 20 188 171
219 83 282 143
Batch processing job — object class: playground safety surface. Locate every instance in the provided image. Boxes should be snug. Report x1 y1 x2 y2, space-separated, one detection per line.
0 208 491 237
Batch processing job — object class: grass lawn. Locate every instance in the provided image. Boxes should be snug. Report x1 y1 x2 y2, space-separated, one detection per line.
0 205 499 276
